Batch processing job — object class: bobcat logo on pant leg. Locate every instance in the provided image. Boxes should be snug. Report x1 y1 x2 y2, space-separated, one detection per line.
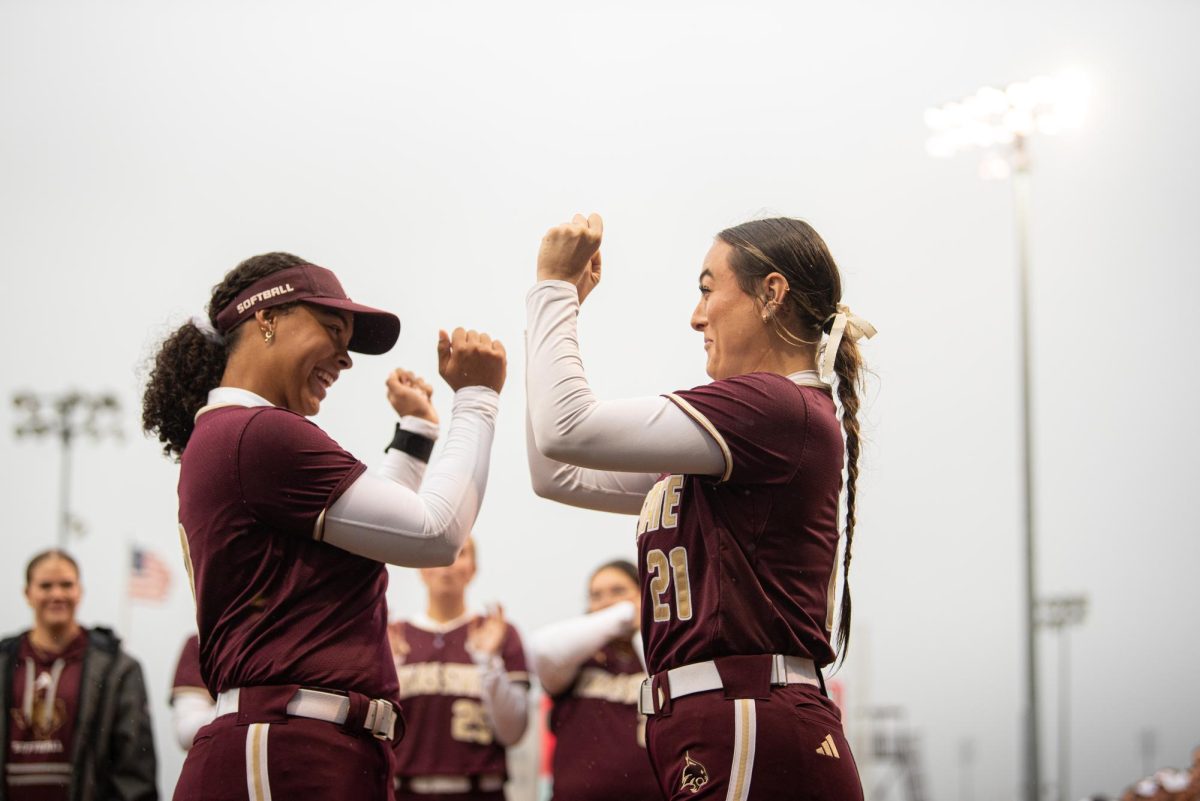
680 751 709 794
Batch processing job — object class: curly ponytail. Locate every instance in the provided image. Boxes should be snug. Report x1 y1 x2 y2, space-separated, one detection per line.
142 252 308 458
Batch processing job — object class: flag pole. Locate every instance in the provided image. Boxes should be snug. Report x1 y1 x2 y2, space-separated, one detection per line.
119 541 133 640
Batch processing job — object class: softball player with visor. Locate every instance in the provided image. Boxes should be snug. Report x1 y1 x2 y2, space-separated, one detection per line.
525 215 871 801
143 252 506 801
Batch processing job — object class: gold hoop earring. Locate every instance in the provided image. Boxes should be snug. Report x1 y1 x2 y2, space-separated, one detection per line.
263 329 274 343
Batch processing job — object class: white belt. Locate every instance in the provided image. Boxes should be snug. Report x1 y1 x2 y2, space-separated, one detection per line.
215 687 398 741
397 774 506 794
638 654 819 715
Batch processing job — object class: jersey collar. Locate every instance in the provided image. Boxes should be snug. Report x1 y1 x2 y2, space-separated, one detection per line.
786 369 829 390
194 386 275 420
407 610 481 634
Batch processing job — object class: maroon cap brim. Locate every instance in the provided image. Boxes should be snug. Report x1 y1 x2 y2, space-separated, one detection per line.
214 262 401 355
306 298 401 355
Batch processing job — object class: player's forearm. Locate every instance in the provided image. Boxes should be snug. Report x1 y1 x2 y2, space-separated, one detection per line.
476 661 529 747
322 387 498 567
171 691 216 750
525 407 652 514
525 281 724 475
530 601 638 696
377 415 439 490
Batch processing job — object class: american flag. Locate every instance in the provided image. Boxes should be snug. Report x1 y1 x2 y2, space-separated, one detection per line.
128 546 171 602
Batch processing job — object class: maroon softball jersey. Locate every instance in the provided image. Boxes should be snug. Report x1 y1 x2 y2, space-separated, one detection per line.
177 404 397 705
640 372 844 675
170 634 210 702
548 642 659 801
389 617 528 782
5 632 87 801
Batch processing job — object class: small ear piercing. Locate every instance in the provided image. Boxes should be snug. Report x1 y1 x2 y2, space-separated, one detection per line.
263 328 274 343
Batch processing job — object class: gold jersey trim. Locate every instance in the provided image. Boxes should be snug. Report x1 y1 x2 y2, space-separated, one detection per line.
664 393 733 482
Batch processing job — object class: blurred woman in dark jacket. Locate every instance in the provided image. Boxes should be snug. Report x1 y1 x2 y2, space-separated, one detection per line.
0 549 157 801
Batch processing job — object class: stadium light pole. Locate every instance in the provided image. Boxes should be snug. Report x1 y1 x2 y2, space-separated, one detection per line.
11 390 124 546
1038 595 1088 801
925 70 1090 801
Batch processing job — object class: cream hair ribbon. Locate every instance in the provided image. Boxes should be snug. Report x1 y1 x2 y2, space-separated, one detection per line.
818 304 876 383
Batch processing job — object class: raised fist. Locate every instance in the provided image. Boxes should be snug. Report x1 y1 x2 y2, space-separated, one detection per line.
437 328 507 393
386 369 438 424
537 212 603 304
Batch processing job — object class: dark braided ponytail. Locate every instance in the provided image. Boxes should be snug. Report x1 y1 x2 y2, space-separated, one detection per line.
830 331 865 661
718 217 869 663
142 252 307 458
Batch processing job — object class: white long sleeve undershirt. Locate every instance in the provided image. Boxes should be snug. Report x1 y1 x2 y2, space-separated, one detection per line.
524 280 725 513
322 386 499 567
473 651 530 747
377 415 440 490
528 601 639 696
170 691 216 751
203 386 498 567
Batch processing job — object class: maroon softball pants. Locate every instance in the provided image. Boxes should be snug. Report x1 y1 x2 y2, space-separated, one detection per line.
645 682 862 801
174 687 396 801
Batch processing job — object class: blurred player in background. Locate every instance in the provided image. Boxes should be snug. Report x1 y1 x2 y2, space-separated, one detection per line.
529 559 659 801
168 634 214 751
143 252 506 801
388 538 529 800
0 550 157 801
526 215 871 800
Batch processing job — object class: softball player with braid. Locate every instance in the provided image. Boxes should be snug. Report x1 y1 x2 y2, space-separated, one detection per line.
526 215 873 800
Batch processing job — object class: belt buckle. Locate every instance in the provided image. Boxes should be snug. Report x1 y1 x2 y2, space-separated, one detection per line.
364 699 396 740
638 678 655 716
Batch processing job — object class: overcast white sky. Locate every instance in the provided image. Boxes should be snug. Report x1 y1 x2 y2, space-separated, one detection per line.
2 1 1197 799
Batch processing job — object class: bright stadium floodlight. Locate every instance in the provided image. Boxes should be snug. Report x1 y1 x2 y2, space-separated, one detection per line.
925 69 1091 177
925 69 1090 801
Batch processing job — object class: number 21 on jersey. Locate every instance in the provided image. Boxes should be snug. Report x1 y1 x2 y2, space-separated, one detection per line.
646 547 692 622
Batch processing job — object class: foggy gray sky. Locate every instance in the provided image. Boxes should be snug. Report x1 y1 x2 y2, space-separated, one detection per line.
2 1 1197 799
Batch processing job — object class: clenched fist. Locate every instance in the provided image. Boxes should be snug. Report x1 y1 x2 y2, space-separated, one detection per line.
437 327 507 393
386 369 438 424
538 212 603 305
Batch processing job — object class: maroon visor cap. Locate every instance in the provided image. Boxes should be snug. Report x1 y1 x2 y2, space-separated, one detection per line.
213 263 400 355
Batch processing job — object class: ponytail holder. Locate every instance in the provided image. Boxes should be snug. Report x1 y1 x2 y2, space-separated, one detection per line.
818 304 876 383
190 314 225 346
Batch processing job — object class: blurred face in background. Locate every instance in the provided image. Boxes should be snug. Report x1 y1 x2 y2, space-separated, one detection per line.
419 539 477 601
587 566 639 614
25 557 81 633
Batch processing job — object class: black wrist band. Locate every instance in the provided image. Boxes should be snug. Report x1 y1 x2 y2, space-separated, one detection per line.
385 425 435 462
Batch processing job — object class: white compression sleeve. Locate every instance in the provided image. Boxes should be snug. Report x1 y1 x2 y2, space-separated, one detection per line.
171 692 215 751
526 407 655 514
473 655 530 747
378 416 440 490
525 280 725 475
322 387 498 567
529 601 638 696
